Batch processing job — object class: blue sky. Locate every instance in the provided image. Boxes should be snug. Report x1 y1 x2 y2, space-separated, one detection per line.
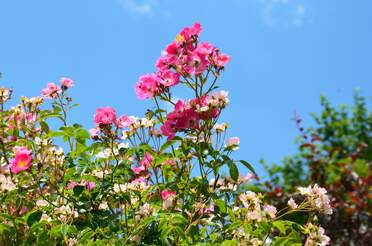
1 0 371 177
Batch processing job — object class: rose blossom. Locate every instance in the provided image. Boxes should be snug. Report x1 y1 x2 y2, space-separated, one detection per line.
287 198 298 209
157 69 180 87
132 152 153 174
135 74 160 99
9 146 33 174
41 82 62 99
161 189 176 210
116 115 132 128
60 77 74 89
94 107 117 126
86 181 96 191
67 181 78 190
298 184 332 215
227 137 240 150
161 189 176 200
263 204 277 219
89 128 100 138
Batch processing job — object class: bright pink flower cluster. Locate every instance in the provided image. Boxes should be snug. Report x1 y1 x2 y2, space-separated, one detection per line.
41 77 74 99
135 22 230 99
132 152 153 175
161 91 229 139
94 107 117 126
90 107 132 132
161 189 176 200
9 146 33 174
91 107 132 138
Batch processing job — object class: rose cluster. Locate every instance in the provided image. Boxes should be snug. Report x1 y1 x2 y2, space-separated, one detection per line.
135 22 230 100
41 77 74 99
90 107 132 138
161 91 229 139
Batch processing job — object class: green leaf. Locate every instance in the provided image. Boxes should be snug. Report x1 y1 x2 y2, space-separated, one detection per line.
76 128 90 140
214 199 226 213
273 221 287 234
239 160 257 176
353 159 369 177
50 224 72 237
40 121 49 134
221 240 237 246
78 228 96 242
228 162 239 181
73 185 85 196
160 140 177 153
27 211 43 227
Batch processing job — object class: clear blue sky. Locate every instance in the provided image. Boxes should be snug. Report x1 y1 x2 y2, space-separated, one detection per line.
1 0 371 177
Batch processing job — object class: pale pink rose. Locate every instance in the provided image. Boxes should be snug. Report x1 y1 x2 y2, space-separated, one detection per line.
131 177 146 185
264 204 277 219
60 77 74 89
241 173 254 183
288 198 298 209
94 107 117 126
227 137 240 149
298 184 333 215
116 115 132 128
41 82 62 99
9 146 33 174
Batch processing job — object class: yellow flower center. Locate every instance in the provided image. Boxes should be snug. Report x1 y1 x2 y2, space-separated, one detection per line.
175 34 184 42
18 160 28 167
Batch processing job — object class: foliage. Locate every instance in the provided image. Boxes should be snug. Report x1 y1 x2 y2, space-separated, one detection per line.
263 92 372 245
0 23 331 245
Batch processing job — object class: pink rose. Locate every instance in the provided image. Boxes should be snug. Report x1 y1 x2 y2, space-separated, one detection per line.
116 115 132 128
41 82 62 99
19 206 28 216
60 77 74 89
161 189 176 201
227 137 240 147
158 69 180 87
89 128 100 138
9 146 33 174
213 53 230 68
86 181 96 191
135 74 160 99
67 181 78 190
140 152 153 169
94 107 117 126
179 22 202 41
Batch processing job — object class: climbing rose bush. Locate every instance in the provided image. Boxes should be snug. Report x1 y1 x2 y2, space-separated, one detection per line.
0 23 331 245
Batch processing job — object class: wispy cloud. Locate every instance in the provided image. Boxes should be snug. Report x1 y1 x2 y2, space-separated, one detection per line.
116 0 158 16
259 0 307 27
